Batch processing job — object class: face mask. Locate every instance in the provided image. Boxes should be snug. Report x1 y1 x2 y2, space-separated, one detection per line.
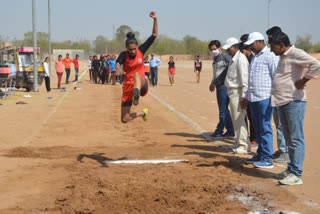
212 49 220 56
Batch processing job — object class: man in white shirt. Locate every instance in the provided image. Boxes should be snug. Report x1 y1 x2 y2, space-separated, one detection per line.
87 56 92 82
150 53 162 86
223 38 250 154
43 56 51 92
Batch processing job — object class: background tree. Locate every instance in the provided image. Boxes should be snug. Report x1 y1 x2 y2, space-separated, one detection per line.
295 34 313 52
115 25 140 43
309 43 320 53
92 35 108 54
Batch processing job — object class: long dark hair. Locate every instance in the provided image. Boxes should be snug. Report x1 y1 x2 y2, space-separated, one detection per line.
43 56 49 63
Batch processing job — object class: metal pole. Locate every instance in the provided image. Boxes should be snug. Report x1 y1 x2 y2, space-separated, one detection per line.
32 0 38 91
268 0 273 29
48 0 51 76
268 0 270 29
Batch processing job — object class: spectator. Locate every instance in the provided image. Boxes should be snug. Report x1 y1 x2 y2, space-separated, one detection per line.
150 53 161 86
266 26 289 163
87 56 92 82
241 32 278 168
208 40 234 139
43 56 51 92
91 55 100 84
223 37 250 154
62 53 72 84
72 54 80 82
194 55 202 83
55 55 63 89
270 32 320 185
239 35 257 147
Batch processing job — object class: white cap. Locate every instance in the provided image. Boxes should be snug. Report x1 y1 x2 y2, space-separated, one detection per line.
222 37 239 50
244 32 264 45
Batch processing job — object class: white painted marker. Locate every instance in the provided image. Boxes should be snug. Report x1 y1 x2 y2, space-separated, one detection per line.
104 159 188 164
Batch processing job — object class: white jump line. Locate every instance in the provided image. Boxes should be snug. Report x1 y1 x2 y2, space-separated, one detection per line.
104 159 188 164
148 92 218 144
23 70 88 145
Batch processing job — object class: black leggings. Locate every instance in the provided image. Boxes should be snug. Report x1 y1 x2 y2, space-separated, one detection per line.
44 76 51 92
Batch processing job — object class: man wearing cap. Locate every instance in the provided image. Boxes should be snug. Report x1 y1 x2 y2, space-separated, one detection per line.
150 53 162 87
223 37 250 154
240 32 278 168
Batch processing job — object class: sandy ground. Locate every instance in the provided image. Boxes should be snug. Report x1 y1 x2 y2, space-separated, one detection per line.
0 60 319 213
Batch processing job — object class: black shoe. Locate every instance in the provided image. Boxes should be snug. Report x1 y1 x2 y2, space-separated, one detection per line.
274 152 290 163
133 88 140 106
272 150 283 159
223 132 235 139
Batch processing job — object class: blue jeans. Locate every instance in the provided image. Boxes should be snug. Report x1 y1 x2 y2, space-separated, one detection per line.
273 107 288 153
278 101 306 178
249 98 274 162
215 88 234 134
151 67 158 86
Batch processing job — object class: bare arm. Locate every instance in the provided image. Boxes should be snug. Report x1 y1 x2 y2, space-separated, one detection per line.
150 11 158 37
116 62 126 75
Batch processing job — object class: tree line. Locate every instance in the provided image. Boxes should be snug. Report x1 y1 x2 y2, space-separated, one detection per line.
7 26 320 55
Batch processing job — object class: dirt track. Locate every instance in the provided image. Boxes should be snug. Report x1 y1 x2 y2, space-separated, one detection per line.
0 60 319 213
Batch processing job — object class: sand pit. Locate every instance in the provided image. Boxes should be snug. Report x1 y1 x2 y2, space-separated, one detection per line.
0 60 319 213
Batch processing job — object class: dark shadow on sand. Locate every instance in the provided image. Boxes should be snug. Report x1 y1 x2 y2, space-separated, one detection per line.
77 153 127 167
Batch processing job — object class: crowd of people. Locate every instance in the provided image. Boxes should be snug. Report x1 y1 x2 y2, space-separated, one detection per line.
43 53 80 92
41 12 320 187
208 26 320 186
85 52 163 87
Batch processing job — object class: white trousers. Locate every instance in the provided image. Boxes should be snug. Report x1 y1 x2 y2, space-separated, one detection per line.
228 88 249 149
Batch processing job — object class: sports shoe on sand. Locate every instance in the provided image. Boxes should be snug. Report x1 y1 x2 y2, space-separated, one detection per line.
133 88 140 106
223 132 235 139
210 131 224 139
253 160 274 169
232 147 248 154
278 173 303 186
142 108 149 121
272 150 282 159
245 155 260 164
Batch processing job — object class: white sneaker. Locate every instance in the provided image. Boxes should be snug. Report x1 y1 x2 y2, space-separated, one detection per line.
233 147 248 154
278 173 303 185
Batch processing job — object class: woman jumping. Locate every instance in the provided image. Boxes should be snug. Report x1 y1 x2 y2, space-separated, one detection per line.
116 11 158 123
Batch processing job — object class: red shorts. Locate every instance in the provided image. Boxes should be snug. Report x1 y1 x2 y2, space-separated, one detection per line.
121 76 149 107
168 68 175 74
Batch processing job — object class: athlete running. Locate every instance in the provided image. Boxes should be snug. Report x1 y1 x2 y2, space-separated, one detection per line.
116 11 158 123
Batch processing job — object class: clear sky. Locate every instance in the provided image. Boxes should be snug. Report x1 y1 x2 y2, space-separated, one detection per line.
1 0 319 43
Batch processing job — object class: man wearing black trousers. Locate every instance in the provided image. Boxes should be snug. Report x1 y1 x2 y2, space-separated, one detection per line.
92 55 100 84
240 34 257 146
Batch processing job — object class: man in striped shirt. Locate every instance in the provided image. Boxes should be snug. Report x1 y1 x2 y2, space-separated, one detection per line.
241 32 278 169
